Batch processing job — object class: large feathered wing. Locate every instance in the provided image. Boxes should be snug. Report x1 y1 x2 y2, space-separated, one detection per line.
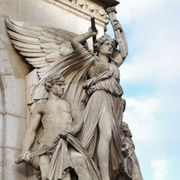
6 18 75 78
6 18 95 168
6 18 94 106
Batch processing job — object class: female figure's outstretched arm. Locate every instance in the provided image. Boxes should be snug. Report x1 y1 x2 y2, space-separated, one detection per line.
106 6 128 67
71 28 97 49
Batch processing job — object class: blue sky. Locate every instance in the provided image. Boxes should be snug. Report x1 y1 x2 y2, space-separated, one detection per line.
107 0 180 179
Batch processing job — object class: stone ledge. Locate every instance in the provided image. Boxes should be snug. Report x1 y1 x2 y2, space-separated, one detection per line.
93 0 120 7
0 50 14 74
43 0 110 26
0 111 26 119
0 39 4 49
1 75 26 118
4 114 26 150
0 146 21 151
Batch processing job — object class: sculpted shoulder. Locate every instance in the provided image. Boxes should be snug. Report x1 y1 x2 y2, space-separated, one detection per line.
32 101 48 114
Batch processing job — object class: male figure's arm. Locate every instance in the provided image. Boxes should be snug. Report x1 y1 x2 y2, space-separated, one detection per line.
69 102 83 136
15 104 42 163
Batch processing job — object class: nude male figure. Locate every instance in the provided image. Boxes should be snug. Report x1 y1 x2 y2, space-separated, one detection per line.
15 73 97 180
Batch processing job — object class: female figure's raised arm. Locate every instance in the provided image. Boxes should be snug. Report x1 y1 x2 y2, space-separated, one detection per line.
71 28 97 49
107 7 128 67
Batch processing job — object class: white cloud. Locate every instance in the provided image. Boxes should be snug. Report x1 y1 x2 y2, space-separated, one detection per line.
110 1 180 179
151 159 169 180
112 0 180 86
117 2 180 124
123 96 162 143
116 0 180 117
117 0 172 23
119 0 180 85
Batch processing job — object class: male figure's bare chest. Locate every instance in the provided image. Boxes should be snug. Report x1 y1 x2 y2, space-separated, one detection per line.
41 100 72 128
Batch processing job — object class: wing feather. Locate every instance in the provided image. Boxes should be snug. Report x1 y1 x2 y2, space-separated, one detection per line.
46 51 60 60
6 18 41 38
6 17 75 78
26 57 49 68
7 30 40 44
12 40 41 49
41 31 57 39
14 46 42 53
20 52 46 57
39 35 58 43
40 43 59 50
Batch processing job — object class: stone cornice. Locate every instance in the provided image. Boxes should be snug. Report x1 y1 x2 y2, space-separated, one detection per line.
43 0 119 26
92 0 120 7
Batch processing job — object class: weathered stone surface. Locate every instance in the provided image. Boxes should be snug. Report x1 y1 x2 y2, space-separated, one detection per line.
0 147 3 166
53 0 109 24
4 148 28 180
27 166 38 180
0 0 18 19
17 0 104 34
0 17 31 77
0 147 3 180
0 18 10 48
0 39 4 49
0 86 3 113
0 114 3 147
0 50 14 74
2 75 26 118
5 114 25 150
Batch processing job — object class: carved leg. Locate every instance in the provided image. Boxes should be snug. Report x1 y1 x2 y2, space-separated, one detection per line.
39 155 50 180
70 149 92 180
97 110 113 180
62 173 71 180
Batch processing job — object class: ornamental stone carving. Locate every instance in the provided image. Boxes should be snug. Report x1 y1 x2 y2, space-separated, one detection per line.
44 0 110 26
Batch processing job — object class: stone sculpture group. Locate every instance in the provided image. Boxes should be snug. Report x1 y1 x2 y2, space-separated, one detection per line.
6 6 142 180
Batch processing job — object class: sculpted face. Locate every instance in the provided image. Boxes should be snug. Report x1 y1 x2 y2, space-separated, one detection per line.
51 81 65 97
99 40 114 56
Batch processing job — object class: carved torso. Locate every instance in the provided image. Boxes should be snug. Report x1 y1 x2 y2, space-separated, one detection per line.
88 59 120 80
39 99 73 146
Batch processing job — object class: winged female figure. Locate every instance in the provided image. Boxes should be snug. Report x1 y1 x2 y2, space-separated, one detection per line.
6 6 129 180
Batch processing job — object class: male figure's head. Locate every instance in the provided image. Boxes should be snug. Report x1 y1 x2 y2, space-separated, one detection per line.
44 73 65 97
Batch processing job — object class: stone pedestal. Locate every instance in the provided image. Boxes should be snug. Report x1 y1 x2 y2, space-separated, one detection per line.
0 0 120 179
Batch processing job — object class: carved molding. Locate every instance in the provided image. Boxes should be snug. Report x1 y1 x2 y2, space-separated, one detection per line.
43 0 110 26
92 0 120 7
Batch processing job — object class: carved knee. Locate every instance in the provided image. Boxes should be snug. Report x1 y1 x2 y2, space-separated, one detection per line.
73 157 92 180
73 156 86 169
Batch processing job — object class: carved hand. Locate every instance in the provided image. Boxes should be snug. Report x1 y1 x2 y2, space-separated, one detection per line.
88 27 98 37
15 151 31 164
53 131 68 144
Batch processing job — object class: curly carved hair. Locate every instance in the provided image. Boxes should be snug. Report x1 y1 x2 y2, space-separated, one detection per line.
44 73 65 92
94 34 117 53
